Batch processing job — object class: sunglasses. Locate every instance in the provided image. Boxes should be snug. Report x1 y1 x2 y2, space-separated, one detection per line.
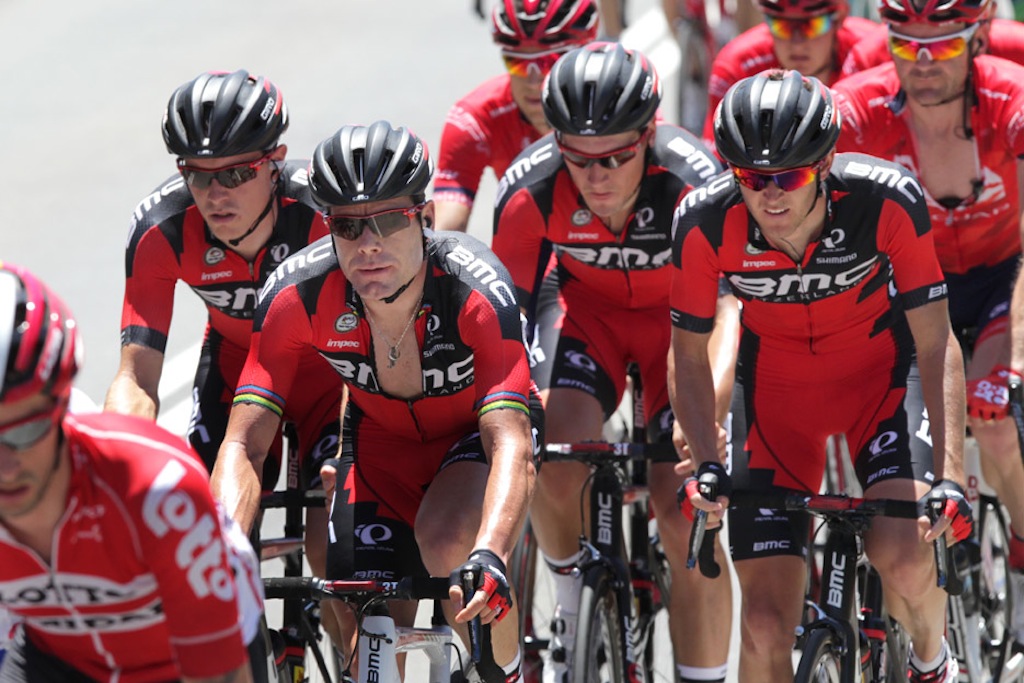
177 152 274 190
0 404 61 450
502 48 568 79
732 163 822 192
887 24 978 62
558 130 650 170
765 13 835 40
325 204 426 241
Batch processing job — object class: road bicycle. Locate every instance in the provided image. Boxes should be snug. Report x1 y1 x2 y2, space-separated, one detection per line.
263 575 477 683
688 488 957 683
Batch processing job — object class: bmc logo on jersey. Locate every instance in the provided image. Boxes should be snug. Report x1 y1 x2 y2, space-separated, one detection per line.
323 355 380 393
674 175 734 222
495 142 557 204
142 460 235 602
259 241 335 304
666 137 718 182
559 244 671 270
194 284 259 318
729 255 878 300
445 245 516 307
843 161 923 204
424 354 475 394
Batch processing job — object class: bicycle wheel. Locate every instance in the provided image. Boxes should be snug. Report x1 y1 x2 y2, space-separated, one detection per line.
794 628 843 683
976 496 1013 678
574 568 627 683
674 19 712 135
508 520 552 683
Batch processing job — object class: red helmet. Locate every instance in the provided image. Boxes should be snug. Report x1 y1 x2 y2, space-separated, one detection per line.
878 0 991 23
491 0 599 52
0 264 80 405
759 0 847 17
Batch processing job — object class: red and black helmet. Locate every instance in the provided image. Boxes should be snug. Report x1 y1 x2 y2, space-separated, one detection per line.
759 0 847 17
163 70 289 158
491 0 599 52
0 264 80 405
878 0 991 24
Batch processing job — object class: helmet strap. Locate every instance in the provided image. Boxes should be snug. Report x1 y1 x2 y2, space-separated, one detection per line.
227 191 276 248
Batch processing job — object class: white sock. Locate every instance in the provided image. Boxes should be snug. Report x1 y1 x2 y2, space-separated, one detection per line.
678 663 728 682
542 550 583 617
909 638 948 673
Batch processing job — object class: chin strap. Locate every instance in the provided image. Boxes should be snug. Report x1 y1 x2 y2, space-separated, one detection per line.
227 192 276 247
380 272 417 304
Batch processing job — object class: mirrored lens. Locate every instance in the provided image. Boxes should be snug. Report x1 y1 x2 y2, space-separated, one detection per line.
558 131 648 170
178 155 270 189
887 27 973 61
0 409 58 450
502 50 566 78
732 165 819 191
766 14 833 40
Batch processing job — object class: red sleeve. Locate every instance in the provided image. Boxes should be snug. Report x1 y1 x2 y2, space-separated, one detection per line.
234 285 313 416
458 290 533 417
491 187 550 302
832 84 870 154
877 197 947 309
135 449 248 677
120 225 180 352
670 223 722 333
435 103 493 206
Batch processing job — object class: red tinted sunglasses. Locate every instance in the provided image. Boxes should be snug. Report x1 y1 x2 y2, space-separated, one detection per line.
887 24 978 62
325 204 426 241
731 162 823 191
765 13 835 40
0 404 62 450
558 130 650 170
502 48 568 78
177 152 274 189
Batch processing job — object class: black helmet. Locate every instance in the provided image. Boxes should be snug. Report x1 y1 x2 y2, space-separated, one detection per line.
714 70 840 170
542 42 661 136
163 70 289 158
308 121 433 207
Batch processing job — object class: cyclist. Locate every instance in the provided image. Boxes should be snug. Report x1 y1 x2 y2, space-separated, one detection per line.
839 0 1024 76
701 0 880 149
211 121 541 683
673 70 971 683
102 70 344 642
492 42 738 683
831 0 1024 650
0 263 263 683
435 0 598 234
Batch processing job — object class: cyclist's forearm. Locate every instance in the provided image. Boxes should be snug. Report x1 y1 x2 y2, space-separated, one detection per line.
104 373 160 418
1011 255 1024 374
210 443 264 535
670 332 720 465
475 409 536 562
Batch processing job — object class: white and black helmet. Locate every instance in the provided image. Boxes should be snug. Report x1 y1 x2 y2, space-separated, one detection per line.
542 42 661 136
163 70 289 158
308 121 433 207
714 70 840 169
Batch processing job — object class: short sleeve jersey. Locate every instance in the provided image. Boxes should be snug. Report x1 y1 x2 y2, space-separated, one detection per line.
0 412 257 682
120 161 327 352
491 124 722 311
434 75 543 209
702 17 882 147
671 153 947 354
839 19 1024 78
833 56 1024 274
234 231 533 443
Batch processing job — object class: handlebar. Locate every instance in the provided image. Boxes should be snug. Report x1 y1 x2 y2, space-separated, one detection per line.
542 441 678 464
262 575 451 603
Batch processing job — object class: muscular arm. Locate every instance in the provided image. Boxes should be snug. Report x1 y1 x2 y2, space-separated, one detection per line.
1011 160 1024 375
669 326 721 468
473 407 536 563
708 293 740 424
905 300 966 485
103 344 164 419
184 664 253 683
211 402 281 534
434 200 472 233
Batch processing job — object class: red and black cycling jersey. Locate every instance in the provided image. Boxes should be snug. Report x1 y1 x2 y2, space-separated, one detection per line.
120 161 326 352
671 153 948 352
492 123 722 311
702 17 881 148
840 18 1024 78
0 412 261 683
234 231 533 443
435 75 543 210
833 56 1024 275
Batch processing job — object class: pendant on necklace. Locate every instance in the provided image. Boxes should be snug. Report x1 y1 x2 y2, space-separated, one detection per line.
387 346 400 368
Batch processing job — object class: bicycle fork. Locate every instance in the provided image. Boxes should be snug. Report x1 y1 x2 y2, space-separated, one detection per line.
807 521 866 682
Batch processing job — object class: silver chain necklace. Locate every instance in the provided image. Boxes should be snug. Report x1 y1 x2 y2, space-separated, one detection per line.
364 297 422 369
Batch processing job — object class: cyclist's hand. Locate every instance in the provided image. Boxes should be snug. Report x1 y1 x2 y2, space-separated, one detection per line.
921 480 973 545
672 422 727 476
678 461 732 528
966 364 1015 422
319 458 340 512
449 549 513 625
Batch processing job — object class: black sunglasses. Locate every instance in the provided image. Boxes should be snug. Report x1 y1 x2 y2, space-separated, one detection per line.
177 152 274 190
557 130 650 170
325 204 426 241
